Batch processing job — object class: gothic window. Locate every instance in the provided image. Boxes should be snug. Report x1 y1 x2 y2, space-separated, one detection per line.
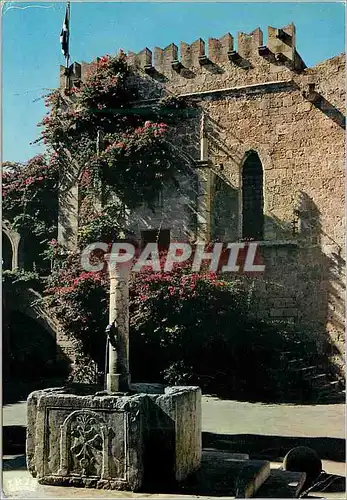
241 151 264 240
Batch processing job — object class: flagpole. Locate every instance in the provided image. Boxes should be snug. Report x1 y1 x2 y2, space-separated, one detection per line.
65 1 70 69
64 1 70 90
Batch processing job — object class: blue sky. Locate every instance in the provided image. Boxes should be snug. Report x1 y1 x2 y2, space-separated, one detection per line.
2 1 345 163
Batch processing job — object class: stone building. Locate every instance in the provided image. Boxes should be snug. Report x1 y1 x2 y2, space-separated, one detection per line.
56 23 344 363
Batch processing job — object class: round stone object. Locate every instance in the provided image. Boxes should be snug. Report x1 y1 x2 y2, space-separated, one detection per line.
283 446 322 487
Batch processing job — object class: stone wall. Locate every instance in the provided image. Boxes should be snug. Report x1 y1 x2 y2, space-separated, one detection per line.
123 25 344 355
126 169 198 243
59 23 345 357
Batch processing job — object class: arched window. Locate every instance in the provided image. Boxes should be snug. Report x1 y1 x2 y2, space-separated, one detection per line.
242 151 264 240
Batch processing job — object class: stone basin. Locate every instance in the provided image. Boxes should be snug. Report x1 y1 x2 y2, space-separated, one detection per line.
26 385 201 491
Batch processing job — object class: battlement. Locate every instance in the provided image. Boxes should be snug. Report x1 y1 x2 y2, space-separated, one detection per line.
60 23 307 90
123 23 306 74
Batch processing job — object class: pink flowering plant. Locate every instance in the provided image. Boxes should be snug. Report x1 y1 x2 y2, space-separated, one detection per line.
43 248 246 386
129 260 249 387
128 256 328 400
4 49 337 397
2 155 58 241
34 52 195 248
3 52 193 268
77 201 127 246
43 253 108 380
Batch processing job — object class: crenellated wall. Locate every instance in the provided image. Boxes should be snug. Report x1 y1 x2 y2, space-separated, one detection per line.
125 23 303 76
61 23 307 98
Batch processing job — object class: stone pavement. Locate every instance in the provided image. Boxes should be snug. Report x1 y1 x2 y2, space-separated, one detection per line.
202 397 346 476
2 395 345 498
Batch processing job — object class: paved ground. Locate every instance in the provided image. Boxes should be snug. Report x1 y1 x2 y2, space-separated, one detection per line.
4 396 345 439
202 397 346 476
2 395 346 498
202 397 345 438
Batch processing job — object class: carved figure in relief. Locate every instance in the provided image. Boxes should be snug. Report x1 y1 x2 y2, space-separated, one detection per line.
70 413 103 476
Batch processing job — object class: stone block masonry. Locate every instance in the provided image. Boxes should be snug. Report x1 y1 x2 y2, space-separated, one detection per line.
126 28 344 355
58 22 345 360
26 386 202 491
26 389 145 490
144 386 202 486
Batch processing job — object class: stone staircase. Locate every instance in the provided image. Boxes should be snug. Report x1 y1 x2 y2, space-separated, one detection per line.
263 344 345 404
285 355 345 403
178 450 307 498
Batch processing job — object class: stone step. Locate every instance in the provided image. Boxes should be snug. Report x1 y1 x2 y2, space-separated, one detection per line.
293 365 317 374
314 387 346 403
202 449 250 460
336 375 346 387
254 468 306 498
179 450 270 497
235 459 271 498
308 377 345 401
305 373 327 386
288 358 304 365
318 380 340 391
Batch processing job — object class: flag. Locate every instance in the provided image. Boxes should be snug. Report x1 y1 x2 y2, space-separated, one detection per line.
60 2 70 59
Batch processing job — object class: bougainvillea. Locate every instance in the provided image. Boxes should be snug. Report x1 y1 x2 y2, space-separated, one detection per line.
2 154 58 238
3 51 197 375
35 52 195 240
3 51 194 266
128 259 332 401
43 249 246 385
42 248 325 400
13 51 320 398
3 51 340 399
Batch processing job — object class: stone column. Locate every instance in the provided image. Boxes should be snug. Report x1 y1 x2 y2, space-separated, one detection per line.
10 232 21 270
57 173 79 251
57 66 80 251
196 112 213 242
200 112 208 162
106 256 132 392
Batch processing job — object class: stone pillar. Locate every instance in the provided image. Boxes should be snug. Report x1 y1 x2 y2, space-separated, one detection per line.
57 176 79 251
196 112 212 242
106 257 132 392
3 225 21 270
196 171 212 241
200 112 208 162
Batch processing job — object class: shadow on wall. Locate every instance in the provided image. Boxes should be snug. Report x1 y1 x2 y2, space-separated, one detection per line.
4 311 68 380
208 125 344 373
127 162 199 242
310 95 346 130
296 192 345 341
2 285 71 389
126 108 345 397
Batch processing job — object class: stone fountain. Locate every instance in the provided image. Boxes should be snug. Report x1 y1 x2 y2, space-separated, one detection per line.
26 254 201 491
